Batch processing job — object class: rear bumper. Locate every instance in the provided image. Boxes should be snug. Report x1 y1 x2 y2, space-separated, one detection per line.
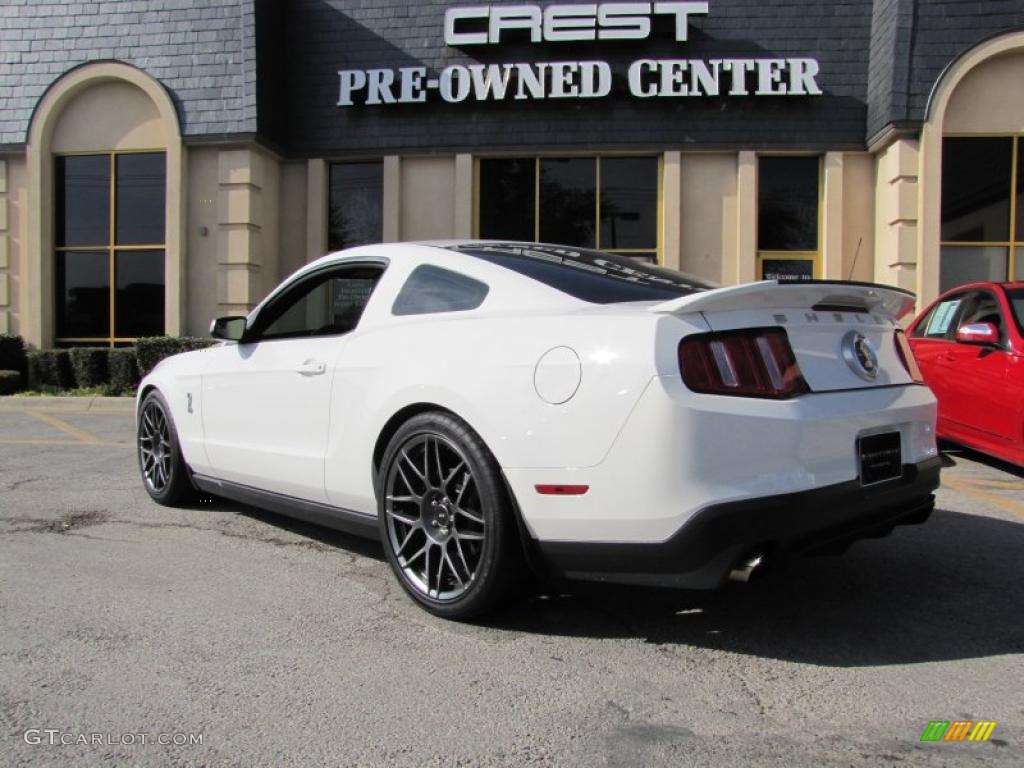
537 456 941 589
506 377 938 543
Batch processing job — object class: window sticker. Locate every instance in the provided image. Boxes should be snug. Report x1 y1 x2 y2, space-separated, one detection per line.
925 299 961 337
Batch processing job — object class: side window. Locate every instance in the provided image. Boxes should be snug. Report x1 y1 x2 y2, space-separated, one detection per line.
958 290 1006 341
914 295 965 339
255 265 383 341
392 265 489 316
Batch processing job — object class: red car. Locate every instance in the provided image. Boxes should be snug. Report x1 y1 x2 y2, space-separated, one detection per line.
906 281 1024 467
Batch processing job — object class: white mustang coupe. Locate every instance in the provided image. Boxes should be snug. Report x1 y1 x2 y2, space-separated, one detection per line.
137 241 940 619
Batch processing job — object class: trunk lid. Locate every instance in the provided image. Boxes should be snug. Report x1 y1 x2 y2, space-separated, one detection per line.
652 281 918 392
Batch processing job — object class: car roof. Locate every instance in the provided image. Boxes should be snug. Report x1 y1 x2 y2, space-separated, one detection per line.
936 281 1024 295
255 241 588 321
291 240 709 310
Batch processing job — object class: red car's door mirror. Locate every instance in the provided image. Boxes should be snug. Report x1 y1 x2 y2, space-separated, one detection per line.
955 322 999 346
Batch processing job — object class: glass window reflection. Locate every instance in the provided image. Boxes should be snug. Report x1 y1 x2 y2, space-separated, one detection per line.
758 156 819 252
56 155 110 247
600 157 657 250
115 250 165 338
941 137 1012 243
56 251 109 338
479 158 535 242
539 158 596 248
116 153 166 245
329 162 383 251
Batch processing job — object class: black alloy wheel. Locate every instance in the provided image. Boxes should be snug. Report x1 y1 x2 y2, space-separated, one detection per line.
137 390 194 506
378 411 520 619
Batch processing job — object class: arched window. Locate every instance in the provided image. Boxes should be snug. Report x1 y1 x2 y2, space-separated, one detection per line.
26 63 183 348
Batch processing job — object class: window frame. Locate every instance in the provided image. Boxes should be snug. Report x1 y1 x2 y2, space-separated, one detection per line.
246 261 387 344
940 133 1022 285
756 154 823 282
473 154 664 265
54 148 167 347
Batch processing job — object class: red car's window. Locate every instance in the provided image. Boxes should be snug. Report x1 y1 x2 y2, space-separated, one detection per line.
1005 288 1024 336
913 296 965 339
958 291 1006 341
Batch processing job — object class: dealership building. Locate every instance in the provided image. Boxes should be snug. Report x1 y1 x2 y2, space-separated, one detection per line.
0 0 1022 348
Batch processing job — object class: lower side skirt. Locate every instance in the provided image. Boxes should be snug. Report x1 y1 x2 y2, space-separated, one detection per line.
191 474 380 541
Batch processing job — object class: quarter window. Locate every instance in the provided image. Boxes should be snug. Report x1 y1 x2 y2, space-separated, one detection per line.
328 161 383 251
757 156 820 282
478 156 660 263
55 152 166 346
940 136 1023 291
392 265 489 316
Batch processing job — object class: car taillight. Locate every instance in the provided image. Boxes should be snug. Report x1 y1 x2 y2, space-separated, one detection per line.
894 329 924 384
678 327 810 399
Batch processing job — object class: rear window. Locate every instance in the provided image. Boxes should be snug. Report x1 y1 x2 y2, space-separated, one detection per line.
1007 288 1024 335
446 243 711 304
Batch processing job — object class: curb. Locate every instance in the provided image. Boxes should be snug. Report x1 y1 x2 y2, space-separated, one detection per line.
0 395 136 413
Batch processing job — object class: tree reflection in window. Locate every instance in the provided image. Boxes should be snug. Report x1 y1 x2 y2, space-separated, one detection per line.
329 162 383 251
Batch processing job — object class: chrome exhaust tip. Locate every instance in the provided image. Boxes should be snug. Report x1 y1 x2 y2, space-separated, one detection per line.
728 553 766 583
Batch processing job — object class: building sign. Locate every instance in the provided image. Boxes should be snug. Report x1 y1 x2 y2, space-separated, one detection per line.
337 2 822 107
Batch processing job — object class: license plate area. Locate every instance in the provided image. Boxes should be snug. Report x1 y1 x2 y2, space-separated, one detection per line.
858 432 902 485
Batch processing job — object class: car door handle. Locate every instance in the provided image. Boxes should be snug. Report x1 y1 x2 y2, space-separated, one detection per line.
296 358 326 376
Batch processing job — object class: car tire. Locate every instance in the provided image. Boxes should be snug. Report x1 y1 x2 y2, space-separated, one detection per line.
378 411 521 620
137 389 195 507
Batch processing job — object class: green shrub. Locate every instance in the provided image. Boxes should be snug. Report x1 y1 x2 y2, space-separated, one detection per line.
0 334 27 377
134 336 213 377
68 347 109 389
27 350 75 390
108 348 139 394
0 370 22 395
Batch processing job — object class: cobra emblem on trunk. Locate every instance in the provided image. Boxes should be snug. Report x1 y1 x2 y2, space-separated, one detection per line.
842 331 878 381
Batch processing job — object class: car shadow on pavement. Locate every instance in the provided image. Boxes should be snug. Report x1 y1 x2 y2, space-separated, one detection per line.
490 508 1024 667
940 446 1024 478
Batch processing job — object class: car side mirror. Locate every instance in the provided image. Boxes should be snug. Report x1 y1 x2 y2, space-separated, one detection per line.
955 321 999 346
210 316 248 342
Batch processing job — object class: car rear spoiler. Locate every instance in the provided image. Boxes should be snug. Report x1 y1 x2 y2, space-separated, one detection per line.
649 280 917 321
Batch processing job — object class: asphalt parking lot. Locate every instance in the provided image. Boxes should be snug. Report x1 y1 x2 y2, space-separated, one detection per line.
1 399 1022 767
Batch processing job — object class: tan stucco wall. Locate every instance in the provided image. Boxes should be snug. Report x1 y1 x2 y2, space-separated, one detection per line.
399 156 457 240
279 161 309 278
678 153 738 285
186 147 304 333
186 147 219 336
0 156 27 335
841 153 876 283
944 52 1024 134
258 150 281 304
873 139 919 295
51 80 168 153
213 146 285 318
